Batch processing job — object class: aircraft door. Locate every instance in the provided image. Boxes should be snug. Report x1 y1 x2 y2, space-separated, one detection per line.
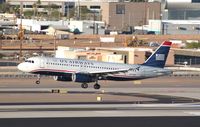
40 59 45 68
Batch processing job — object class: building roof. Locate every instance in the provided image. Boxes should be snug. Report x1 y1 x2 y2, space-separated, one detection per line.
96 47 153 52
173 48 200 57
162 20 200 24
49 25 69 31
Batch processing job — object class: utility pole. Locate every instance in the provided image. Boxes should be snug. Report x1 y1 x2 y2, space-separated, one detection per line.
142 0 147 34
54 30 57 55
19 2 24 62
67 2 70 22
93 12 95 34
0 39 2 50
76 0 80 20
19 18 23 61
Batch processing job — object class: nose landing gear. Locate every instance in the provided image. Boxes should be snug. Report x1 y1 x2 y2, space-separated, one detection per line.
35 75 41 84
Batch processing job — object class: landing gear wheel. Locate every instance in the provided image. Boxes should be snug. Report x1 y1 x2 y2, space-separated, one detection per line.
94 84 100 89
36 80 40 84
81 83 88 89
36 74 41 84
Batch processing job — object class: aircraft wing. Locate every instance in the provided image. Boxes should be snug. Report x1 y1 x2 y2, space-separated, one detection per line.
89 68 130 74
88 67 140 75
76 66 140 76
76 68 129 75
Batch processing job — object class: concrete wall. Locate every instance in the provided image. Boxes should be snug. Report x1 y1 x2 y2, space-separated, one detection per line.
102 54 124 63
166 49 174 66
133 51 146 64
163 23 200 35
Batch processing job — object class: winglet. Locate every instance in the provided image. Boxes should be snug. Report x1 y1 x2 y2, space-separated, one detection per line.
142 41 172 68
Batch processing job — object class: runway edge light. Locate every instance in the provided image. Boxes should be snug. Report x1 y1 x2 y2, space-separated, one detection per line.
133 81 142 85
97 96 102 102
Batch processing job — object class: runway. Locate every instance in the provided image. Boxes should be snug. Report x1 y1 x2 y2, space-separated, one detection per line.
0 76 200 126
1 76 200 88
1 103 200 117
1 116 200 127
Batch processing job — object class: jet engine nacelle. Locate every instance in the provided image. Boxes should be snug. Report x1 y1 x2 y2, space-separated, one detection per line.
53 76 72 81
72 73 95 83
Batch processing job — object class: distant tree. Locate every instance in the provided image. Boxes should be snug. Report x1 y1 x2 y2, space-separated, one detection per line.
0 2 10 13
32 0 41 19
80 6 91 20
51 10 60 20
24 10 34 19
0 53 4 58
69 8 75 18
36 0 41 5
186 42 200 49
32 3 37 18
13 5 20 15
44 4 61 20
36 0 41 15
80 6 90 14
130 0 146 2
50 4 59 9
40 3 63 20
7 5 20 16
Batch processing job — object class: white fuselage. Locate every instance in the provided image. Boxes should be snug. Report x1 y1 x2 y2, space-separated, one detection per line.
18 56 172 81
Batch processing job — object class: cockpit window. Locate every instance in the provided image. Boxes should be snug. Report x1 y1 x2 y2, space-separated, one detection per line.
25 60 34 63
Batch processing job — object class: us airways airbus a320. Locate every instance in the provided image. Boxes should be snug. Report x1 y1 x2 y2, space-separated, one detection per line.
18 41 172 89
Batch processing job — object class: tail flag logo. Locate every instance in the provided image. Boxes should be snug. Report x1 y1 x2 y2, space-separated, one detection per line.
156 54 165 61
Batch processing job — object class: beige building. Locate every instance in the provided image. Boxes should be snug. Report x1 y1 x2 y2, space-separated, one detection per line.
97 47 152 64
55 46 176 66
101 2 161 31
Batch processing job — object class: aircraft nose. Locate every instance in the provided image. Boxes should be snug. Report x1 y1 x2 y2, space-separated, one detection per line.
17 63 25 72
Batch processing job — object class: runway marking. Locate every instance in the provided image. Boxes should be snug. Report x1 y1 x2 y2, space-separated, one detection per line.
184 112 200 116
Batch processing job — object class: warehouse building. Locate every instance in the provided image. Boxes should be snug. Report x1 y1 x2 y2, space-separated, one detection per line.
149 0 200 20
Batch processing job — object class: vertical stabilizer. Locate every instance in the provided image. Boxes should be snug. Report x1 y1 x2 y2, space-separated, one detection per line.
143 41 172 68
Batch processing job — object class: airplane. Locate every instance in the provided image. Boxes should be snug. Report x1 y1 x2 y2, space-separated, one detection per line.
17 41 172 89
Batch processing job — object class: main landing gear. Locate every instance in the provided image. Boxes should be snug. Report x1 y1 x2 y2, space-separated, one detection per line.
81 81 101 89
94 83 100 89
35 74 41 84
94 79 100 89
81 83 88 89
